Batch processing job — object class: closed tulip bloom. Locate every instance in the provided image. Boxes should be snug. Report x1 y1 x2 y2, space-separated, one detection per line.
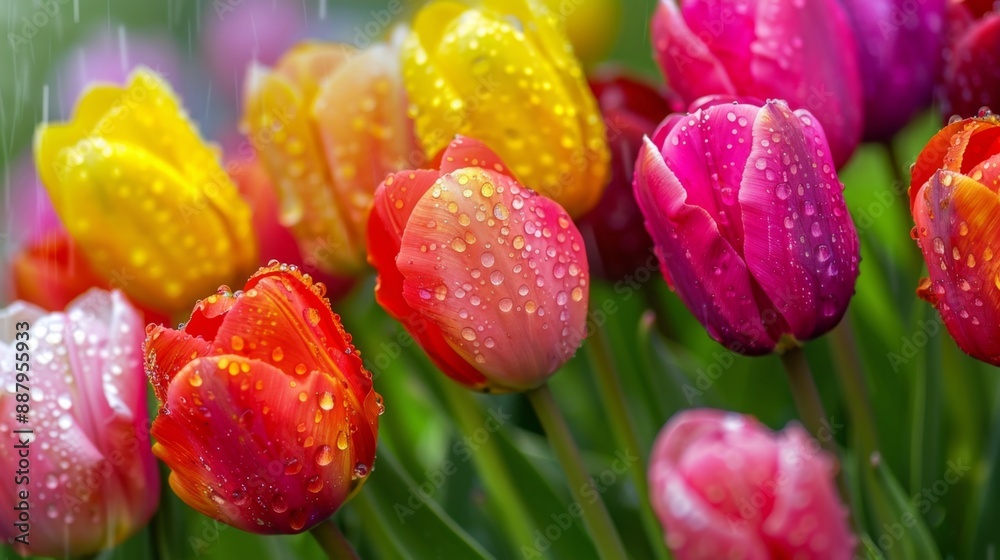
243 32 421 276
0 290 160 557
634 99 860 354
35 68 258 317
578 70 682 281
368 136 590 393
942 5 1000 120
910 112 1000 364
402 0 610 217
648 409 855 559
840 0 947 141
651 0 863 168
145 261 381 534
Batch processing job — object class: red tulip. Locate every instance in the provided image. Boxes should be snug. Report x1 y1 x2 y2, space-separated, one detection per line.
144 261 381 533
651 0 863 168
0 290 160 556
577 70 683 282
367 136 590 393
648 409 855 559
633 99 860 354
910 112 1000 364
942 3 1000 120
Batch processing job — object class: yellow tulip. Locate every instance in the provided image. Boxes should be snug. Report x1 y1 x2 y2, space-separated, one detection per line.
402 0 610 217
242 32 420 276
34 68 257 316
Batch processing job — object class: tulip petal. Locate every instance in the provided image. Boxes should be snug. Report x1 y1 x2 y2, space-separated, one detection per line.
202 263 381 463
243 62 362 274
910 119 970 207
634 138 778 353
739 102 858 342
12 229 110 312
368 168 490 389
152 354 369 534
914 170 1000 364
397 165 589 392
145 325 212 402
651 0 736 103
762 426 855 558
746 0 862 168
944 14 1000 121
312 33 421 258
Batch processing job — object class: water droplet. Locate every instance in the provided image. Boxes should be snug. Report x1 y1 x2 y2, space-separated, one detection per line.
932 237 945 255
290 509 308 531
775 183 792 200
271 494 288 513
817 245 831 262
462 327 477 341
481 183 495 197
295 363 308 375
571 287 584 301
231 335 245 351
512 235 525 250
305 308 321 326
272 347 284 362
499 298 513 312
319 392 335 410
490 270 504 286
493 202 509 220
285 459 303 475
315 445 334 466
755 158 767 170
481 252 495 267
189 373 203 387
307 475 324 493
336 431 349 450
452 238 468 252
811 222 822 237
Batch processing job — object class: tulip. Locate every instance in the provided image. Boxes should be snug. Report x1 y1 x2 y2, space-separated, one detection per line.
648 409 855 559
34 68 258 317
577 70 683 281
633 99 860 354
243 32 421 276
0 290 160 557
909 112 1000 365
402 0 610 217
651 0 863 168
839 0 947 141
145 261 381 534
367 136 590 393
942 6 1000 120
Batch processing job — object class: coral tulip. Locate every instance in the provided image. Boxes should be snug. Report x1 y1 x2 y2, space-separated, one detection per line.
402 0 610 217
633 99 860 354
34 68 258 317
368 136 590 393
651 0 863 167
648 409 855 559
243 32 421 276
0 290 160 556
910 112 1000 364
145 262 381 534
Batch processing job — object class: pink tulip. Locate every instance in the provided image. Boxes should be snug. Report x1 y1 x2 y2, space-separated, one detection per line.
633 99 860 354
0 290 159 557
651 0 863 168
649 409 855 559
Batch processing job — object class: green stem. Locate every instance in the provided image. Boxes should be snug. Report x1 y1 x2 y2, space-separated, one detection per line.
526 383 628 560
779 346 833 452
586 331 671 560
438 380 539 551
310 517 360 560
828 321 880 456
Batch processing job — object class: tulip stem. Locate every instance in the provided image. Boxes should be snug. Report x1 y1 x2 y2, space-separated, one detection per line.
526 383 629 560
437 379 540 551
585 330 672 560
779 346 834 453
828 320 881 456
310 517 359 560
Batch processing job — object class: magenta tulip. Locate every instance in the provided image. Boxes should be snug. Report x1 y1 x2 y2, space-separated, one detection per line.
0 290 159 557
649 409 855 559
651 0 863 168
840 0 947 141
633 99 860 354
